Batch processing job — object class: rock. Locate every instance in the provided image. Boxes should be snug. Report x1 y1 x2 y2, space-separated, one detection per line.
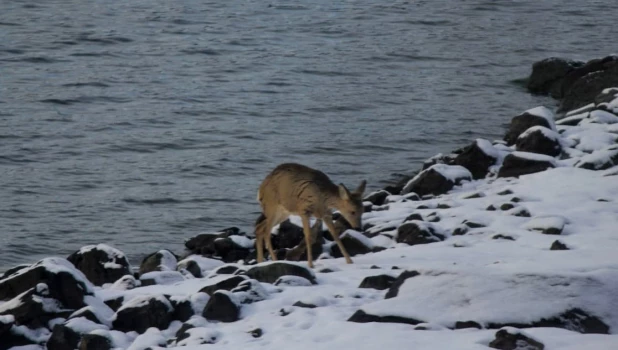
402 164 472 196
487 308 609 334
559 56 618 113
246 262 316 284
575 145 618 170
385 270 420 299
0 316 37 350
293 301 317 308
47 324 82 350
139 249 178 275
169 297 195 322
492 234 515 241
67 244 131 286
68 306 110 327
421 153 456 170
0 258 92 310
500 203 516 211
177 259 203 278
0 265 29 281
452 225 469 236
595 87 618 106
112 295 173 333
213 265 241 275
527 57 583 97
231 279 269 304
404 213 424 222
248 328 263 338
463 220 486 228
396 222 444 246
174 323 195 343
454 320 482 329
516 126 562 157
331 230 374 258
497 189 514 195
523 216 566 235
358 275 396 290
0 284 72 329
199 276 247 296
213 236 252 263
202 291 240 322
504 108 555 145
274 276 313 287
140 270 185 286
103 296 123 312
363 190 391 206
347 309 423 325
489 328 545 350
550 240 569 250
78 334 113 350
184 227 243 257
382 173 416 195
453 139 499 179
109 275 137 290
510 207 531 217
497 152 556 178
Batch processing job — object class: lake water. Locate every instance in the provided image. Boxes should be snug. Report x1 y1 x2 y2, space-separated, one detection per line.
1 0 615 270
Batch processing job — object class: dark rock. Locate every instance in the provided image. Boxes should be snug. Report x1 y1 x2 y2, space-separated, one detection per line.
104 296 124 312
213 237 251 263
404 213 424 222
385 270 420 299
69 307 108 326
402 165 472 196
0 264 29 281
510 197 522 203
489 329 545 350
504 112 553 146
202 291 240 322
293 301 317 308
0 284 72 329
358 275 396 290
559 56 618 113
500 203 515 211
422 153 456 170
527 57 584 97
47 324 81 350
516 126 562 157
231 279 269 304
170 298 195 322
488 308 609 334
463 220 485 228
139 249 178 275
498 153 556 178
497 189 514 195
492 234 515 241
426 213 441 222
112 296 173 333
453 139 499 179
511 208 531 217
174 323 195 343
396 222 444 246
454 320 482 329
0 258 91 310
246 262 316 284
436 203 451 209
79 334 113 350
347 310 423 325
486 205 497 211
184 227 242 256
177 259 202 278
67 244 131 286
363 190 391 206
331 231 373 258
248 328 263 338
575 145 618 170
462 192 484 199
199 276 247 296
271 220 307 250
550 240 569 250
382 173 416 195
214 265 241 275
0 317 36 350
452 225 469 236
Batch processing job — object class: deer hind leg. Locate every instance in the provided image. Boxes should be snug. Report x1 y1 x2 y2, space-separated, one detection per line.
300 215 317 268
323 216 353 264
255 214 267 263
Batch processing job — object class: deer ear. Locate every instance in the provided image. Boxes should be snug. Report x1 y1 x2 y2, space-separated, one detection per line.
355 180 367 195
338 184 351 200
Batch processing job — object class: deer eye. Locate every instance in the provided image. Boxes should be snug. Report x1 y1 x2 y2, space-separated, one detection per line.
351 211 356 215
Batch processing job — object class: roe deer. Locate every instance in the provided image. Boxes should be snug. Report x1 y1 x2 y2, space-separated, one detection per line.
255 163 366 268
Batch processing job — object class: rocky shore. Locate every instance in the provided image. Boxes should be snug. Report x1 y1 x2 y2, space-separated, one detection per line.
1 56 618 350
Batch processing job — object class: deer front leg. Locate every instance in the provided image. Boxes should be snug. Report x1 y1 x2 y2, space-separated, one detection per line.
256 235 264 263
300 215 315 268
323 216 353 264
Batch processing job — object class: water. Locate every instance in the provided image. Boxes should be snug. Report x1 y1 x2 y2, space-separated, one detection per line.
1 0 615 270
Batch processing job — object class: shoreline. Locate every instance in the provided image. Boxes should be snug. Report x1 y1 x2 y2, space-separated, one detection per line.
1 56 618 349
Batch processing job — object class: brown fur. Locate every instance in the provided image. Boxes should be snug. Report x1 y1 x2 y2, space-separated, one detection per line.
255 163 366 268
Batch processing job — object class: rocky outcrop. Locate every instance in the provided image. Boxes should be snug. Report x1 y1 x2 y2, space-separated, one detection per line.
559 56 618 113
527 57 583 97
67 244 132 286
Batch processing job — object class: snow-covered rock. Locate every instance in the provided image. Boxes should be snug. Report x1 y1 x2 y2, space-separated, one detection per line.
67 244 132 287
402 164 472 196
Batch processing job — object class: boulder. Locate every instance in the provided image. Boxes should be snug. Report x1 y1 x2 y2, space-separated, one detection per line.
212 265 241 275
177 259 203 278
516 126 562 157
0 258 93 310
497 152 556 178
550 240 569 250
79 334 113 350
527 57 584 97
184 227 246 260
246 262 316 284
363 190 391 206
202 291 240 322
169 297 195 322
330 230 374 258
504 107 555 145
67 244 131 286
0 315 38 350
139 249 178 275
559 56 618 113
489 328 545 350
198 276 247 296
47 318 107 350
385 270 420 299
453 139 500 179
112 295 173 334
396 222 444 246
358 275 396 290
402 164 472 196
0 284 72 329
213 236 253 263
347 310 423 325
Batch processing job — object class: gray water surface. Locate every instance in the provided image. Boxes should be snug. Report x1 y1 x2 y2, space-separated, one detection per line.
1 0 615 269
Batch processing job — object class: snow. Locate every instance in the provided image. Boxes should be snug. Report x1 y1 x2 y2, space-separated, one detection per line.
117 294 174 313
475 138 504 161
341 230 375 249
4 257 94 294
156 250 178 271
65 317 109 333
524 106 557 130
509 151 558 164
518 125 561 141
228 235 255 249
575 145 618 170
522 216 567 232
140 271 185 285
127 327 166 350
